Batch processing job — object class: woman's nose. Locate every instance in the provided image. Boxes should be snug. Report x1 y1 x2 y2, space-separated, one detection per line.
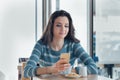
61 25 65 30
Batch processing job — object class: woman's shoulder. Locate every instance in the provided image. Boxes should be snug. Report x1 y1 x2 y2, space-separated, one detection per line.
64 39 82 50
36 39 46 46
37 39 42 44
65 39 80 44
65 39 81 48
34 39 48 49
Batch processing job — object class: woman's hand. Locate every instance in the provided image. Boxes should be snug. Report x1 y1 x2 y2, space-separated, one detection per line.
52 58 70 73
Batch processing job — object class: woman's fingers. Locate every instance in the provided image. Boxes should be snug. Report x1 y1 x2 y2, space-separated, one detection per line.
59 58 68 64
59 64 70 70
51 58 71 73
53 58 71 72
56 59 70 67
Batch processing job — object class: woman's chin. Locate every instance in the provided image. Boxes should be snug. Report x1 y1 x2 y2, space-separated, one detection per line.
57 37 65 39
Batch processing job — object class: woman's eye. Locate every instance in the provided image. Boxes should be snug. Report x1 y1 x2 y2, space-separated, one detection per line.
56 24 69 28
65 26 69 28
56 24 61 27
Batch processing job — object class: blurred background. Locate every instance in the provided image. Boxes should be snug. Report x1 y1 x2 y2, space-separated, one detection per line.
0 0 120 80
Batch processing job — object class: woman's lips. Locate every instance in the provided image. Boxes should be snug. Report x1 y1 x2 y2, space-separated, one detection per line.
59 33 65 35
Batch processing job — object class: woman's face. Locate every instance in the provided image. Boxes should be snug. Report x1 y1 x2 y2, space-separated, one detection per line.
53 16 69 40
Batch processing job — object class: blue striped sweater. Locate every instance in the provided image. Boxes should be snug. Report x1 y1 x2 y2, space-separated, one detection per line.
24 39 98 78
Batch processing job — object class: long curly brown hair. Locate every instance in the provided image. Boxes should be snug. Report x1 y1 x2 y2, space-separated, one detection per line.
40 10 80 45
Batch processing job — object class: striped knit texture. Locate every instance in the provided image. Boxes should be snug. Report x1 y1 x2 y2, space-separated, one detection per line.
24 39 98 78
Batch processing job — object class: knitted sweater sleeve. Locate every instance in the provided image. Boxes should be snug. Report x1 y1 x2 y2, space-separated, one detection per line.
24 41 42 78
73 42 98 74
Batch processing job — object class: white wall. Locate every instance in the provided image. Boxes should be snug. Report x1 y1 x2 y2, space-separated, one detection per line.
0 0 42 80
59 0 88 51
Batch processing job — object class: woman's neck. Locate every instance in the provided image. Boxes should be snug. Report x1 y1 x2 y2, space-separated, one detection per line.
50 39 64 51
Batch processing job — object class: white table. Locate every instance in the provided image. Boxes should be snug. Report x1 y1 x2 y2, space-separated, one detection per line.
33 74 114 80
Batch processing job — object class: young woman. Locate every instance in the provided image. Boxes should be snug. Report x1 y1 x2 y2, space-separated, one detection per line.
24 10 98 78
